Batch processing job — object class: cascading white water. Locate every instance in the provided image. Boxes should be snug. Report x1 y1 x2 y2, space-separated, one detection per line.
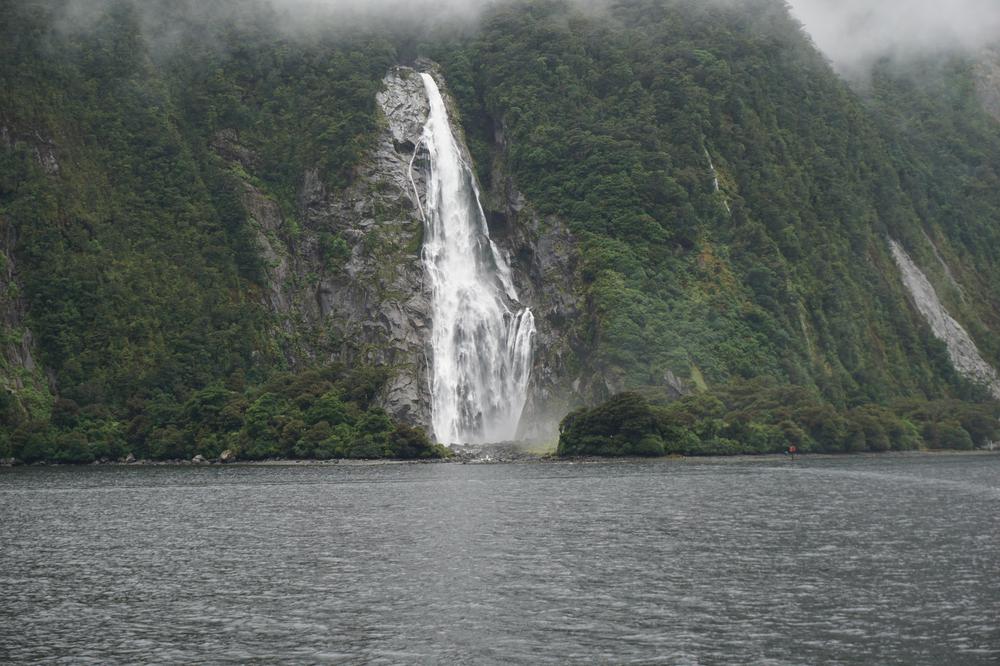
413 72 536 444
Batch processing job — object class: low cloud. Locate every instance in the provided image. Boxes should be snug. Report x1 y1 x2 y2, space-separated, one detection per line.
786 0 1000 74
50 0 1000 74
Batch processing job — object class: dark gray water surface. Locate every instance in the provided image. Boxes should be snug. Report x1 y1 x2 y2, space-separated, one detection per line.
2 454 999 664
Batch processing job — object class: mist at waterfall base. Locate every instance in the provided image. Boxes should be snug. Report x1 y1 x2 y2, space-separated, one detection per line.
415 73 536 445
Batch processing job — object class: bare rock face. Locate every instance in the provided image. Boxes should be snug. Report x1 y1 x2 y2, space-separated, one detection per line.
503 212 586 439
312 67 433 424
377 68 432 155
210 63 596 436
212 67 433 425
890 238 1000 400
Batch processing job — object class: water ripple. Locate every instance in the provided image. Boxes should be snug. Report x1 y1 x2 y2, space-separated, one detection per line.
1 455 998 663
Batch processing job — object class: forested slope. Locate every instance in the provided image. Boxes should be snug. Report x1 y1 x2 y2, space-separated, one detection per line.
0 0 433 460
436 0 1000 405
2 0 998 461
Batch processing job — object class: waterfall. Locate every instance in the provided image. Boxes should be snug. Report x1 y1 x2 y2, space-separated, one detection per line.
704 148 730 215
413 72 536 444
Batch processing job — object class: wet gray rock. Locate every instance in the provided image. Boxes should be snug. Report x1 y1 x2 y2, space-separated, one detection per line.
212 66 433 425
307 65 433 422
475 118 589 440
376 68 431 153
211 129 260 171
890 238 1000 400
124 453 136 464
192 454 207 464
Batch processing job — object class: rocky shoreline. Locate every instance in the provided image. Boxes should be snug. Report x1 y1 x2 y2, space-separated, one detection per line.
2 447 998 469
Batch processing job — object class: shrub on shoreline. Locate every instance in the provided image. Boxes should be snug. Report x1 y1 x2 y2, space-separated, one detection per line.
557 381 1000 457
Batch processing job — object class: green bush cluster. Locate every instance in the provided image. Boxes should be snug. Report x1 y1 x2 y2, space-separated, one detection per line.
1 365 446 463
557 381 1000 457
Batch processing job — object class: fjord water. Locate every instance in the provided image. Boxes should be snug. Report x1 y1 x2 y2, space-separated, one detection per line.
416 72 535 444
2 455 999 664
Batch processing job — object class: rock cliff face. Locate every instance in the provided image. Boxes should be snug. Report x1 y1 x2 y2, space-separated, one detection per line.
213 62 587 437
475 134 588 438
213 67 435 424
890 239 1000 400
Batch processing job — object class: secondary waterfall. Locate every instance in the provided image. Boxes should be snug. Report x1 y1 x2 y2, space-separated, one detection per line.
414 73 536 444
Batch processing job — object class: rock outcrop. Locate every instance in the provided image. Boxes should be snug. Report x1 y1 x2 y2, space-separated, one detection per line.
890 238 1000 400
211 63 595 437
475 119 589 439
213 67 433 425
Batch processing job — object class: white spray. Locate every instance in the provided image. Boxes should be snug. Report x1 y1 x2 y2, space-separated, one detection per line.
413 73 536 443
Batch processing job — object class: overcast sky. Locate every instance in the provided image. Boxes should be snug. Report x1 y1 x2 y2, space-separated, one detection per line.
785 0 1000 74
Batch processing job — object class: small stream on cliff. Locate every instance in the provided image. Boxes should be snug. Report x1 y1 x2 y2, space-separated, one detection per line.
414 73 535 445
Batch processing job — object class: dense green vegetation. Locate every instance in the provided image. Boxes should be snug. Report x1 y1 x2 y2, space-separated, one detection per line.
2 0 999 462
866 57 1000 362
558 383 1000 457
6 364 444 463
437 0 1000 405
0 0 424 461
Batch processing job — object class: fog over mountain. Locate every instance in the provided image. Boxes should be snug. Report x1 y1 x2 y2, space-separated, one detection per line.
785 0 1000 74
53 0 1000 74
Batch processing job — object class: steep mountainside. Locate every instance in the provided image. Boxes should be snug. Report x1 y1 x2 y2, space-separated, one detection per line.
1 0 999 459
435 0 1000 408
